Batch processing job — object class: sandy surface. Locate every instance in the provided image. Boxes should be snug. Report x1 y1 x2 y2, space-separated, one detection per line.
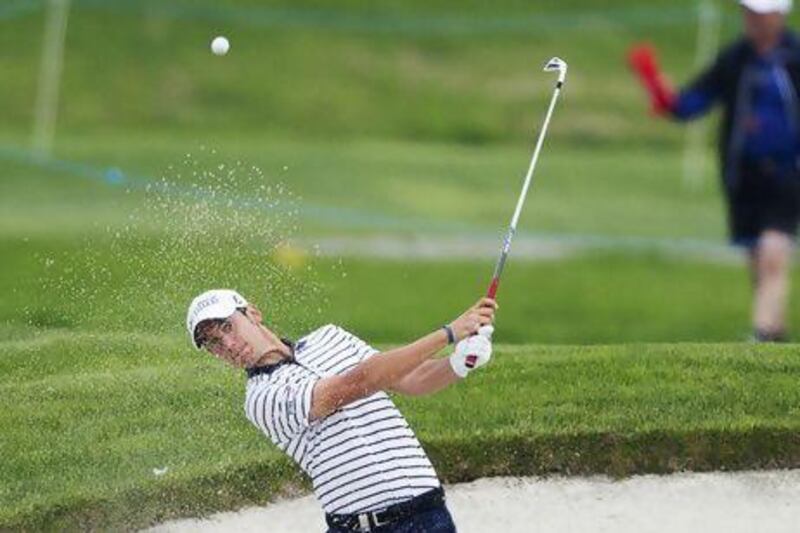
147 469 800 533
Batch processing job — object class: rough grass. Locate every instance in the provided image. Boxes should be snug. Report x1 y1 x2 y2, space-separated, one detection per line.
1 0 773 147
0 0 690 145
1 336 799 530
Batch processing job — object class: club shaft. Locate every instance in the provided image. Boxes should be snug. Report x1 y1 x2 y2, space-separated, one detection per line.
510 81 562 230
487 80 563 299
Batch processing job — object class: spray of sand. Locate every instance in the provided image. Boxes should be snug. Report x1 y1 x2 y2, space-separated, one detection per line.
32 148 335 342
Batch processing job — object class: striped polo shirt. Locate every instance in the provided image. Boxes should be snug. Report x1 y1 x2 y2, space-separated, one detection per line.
244 324 441 515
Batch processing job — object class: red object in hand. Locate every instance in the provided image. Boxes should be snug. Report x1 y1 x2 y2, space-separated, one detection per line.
627 43 676 116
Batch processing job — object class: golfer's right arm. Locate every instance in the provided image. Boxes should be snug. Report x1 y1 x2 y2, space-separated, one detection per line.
308 298 496 421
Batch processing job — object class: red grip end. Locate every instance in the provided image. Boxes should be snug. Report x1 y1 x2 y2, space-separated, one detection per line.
487 278 500 299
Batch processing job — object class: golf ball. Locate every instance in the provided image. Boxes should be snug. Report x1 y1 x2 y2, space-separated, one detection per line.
211 36 230 56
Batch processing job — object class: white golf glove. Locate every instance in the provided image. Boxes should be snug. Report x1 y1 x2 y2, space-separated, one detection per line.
449 325 494 378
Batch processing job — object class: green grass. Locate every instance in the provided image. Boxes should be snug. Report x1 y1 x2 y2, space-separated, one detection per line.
1 335 798 530
2 0 800 529
2 131 765 343
5 236 799 344
1 135 725 240
0 0 750 147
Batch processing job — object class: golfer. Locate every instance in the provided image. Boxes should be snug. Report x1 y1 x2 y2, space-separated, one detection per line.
186 289 497 532
629 0 799 341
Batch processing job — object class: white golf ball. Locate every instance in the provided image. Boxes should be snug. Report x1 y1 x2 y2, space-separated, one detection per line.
211 36 230 56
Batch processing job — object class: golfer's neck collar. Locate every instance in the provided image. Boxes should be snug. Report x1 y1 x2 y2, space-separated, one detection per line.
245 338 295 379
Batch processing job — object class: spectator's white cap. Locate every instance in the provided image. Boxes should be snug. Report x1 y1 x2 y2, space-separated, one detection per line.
186 289 248 349
739 0 793 14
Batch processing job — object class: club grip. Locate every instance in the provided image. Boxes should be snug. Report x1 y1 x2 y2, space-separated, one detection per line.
486 277 500 299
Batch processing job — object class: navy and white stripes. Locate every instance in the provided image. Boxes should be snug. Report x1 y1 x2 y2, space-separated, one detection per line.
244 324 441 514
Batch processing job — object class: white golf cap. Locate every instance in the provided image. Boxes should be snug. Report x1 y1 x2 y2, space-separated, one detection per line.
186 289 248 349
739 0 792 14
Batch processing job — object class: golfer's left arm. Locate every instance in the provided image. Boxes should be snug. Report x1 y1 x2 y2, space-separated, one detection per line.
388 359 460 396
389 325 494 396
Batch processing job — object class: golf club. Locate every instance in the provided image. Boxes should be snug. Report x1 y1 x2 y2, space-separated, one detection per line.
486 57 567 301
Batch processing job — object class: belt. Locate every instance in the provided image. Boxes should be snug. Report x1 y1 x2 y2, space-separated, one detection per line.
325 487 445 532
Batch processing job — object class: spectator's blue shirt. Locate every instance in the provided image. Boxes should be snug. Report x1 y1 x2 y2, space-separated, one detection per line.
673 86 714 121
740 53 798 160
673 47 799 165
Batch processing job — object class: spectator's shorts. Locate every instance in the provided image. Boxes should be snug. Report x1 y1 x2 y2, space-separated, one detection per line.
727 158 800 247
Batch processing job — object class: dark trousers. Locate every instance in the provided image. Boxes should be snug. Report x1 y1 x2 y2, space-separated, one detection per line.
727 158 800 246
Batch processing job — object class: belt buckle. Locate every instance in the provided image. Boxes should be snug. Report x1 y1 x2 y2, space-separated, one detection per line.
355 510 388 532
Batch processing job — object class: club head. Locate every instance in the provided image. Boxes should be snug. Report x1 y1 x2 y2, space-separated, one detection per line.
543 57 568 84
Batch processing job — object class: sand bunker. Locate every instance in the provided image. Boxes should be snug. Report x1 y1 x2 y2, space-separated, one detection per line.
147 469 800 533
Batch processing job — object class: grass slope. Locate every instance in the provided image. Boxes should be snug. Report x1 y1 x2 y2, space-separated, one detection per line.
0 0 706 145
9 0 798 147
1 335 798 530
